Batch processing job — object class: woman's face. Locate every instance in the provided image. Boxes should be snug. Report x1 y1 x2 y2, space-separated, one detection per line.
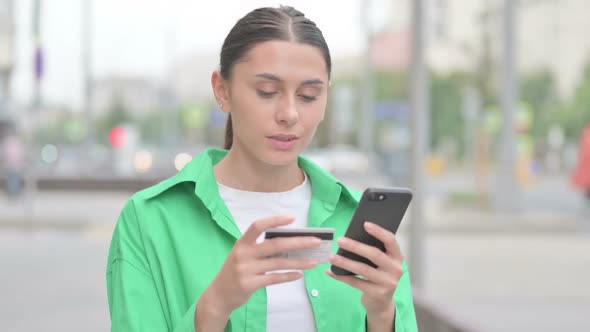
216 40 330 166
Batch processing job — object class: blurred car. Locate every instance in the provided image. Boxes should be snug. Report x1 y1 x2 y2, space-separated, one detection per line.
572 124 590 199
303 144 370 175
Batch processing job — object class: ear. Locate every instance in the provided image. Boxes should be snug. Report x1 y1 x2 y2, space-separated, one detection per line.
211 70 230 113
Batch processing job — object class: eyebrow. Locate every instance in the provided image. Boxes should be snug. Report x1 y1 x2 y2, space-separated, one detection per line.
255 73 325 86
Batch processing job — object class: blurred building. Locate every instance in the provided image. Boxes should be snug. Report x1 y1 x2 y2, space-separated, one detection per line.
0 0 15 142
0 0 14 115
169 54 218 104
515 0 590 97
92 76 165 116
370 30 411 71
424 0 590 98
357 0 590 98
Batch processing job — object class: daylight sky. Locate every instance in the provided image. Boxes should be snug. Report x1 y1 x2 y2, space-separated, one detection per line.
10 0 395 109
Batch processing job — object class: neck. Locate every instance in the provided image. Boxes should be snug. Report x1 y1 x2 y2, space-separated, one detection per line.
214 143 304 193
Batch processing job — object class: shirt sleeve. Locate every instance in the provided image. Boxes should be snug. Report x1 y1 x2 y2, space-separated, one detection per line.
393 261 419 332
106 199 199 332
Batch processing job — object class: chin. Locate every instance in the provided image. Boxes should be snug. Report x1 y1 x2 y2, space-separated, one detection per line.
256 144 306 167
262 150 300 166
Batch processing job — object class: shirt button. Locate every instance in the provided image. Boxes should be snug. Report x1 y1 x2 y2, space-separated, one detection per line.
311 289 319 297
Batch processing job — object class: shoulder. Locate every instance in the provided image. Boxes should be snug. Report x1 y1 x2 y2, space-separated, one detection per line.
298 153 362 206
127 148 223 207
134 174 194 203
344 186 362 202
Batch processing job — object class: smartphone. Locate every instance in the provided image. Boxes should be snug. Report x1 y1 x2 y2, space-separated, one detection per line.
331 187 413 276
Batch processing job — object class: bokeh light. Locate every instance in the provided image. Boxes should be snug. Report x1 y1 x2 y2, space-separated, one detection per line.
133 150 153 173
40 144 59 164
109 127 127 148
174 153 192 171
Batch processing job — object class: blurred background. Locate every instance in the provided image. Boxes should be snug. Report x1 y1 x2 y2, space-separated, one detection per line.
1 0 590 331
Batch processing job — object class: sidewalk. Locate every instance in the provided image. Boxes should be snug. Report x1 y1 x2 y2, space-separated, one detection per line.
0 191 130 233
421 197 589 234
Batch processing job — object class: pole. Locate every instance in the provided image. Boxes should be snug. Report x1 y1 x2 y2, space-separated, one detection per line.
359 0 374 154
409 0 429 290
26 0 43 228
32 0 42 108
82 0 94 163
496 0 520 212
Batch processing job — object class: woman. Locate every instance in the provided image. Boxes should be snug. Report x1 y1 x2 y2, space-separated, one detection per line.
107 6 418 332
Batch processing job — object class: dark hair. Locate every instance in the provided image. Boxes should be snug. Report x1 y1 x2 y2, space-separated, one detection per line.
219 6 332 149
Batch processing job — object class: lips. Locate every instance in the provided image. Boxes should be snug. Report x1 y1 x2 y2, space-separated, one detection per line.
268 134 299 141
267 134 300 150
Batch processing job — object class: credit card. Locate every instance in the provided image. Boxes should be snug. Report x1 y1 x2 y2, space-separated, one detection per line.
264 227 334 264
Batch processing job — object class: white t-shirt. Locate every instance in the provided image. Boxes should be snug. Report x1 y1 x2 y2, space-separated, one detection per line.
218 173 317 332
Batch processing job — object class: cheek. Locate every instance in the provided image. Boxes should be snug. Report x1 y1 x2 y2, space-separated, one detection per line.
302 103 326 128
230 95 269 126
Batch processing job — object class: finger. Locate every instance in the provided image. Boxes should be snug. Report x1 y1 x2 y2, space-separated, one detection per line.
325 269 375 293
326 270 396 308
255 236 322 258
240 215 295 243
251 271 304 289
337 236 394 272
364 222 403 259
329 253 391 285
251 257 319 274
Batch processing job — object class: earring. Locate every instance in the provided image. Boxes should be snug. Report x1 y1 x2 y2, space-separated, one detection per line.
219 104 223 109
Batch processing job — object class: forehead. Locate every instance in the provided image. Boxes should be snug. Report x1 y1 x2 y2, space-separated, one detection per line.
233 40 329 82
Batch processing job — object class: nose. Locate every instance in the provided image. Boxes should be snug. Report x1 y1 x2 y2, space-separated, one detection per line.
275 96 299 127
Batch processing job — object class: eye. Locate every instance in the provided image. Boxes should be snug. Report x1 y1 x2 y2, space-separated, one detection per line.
299 95 317 102
257 90 277 98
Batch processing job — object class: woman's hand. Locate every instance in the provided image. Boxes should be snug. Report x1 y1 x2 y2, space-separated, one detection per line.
327 221 404 331
196 215 322 331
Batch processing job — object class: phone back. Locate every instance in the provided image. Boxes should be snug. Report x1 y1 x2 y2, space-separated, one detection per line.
332 187 412 275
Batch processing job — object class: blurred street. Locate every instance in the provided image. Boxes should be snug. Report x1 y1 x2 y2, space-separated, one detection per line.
1 171 589 332
1 222 589 332
2 169 588 233
0 229 110 332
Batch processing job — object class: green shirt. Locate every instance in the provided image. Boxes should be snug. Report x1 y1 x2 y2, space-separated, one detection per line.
107 148 418 332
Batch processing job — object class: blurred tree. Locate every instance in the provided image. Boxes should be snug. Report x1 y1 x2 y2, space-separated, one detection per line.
32 122 63 145
31 111 86 145
138 111 167 145
328 70 469 157
520 70 560 143
474 6 498 108
318 75 360 147
96 97 134 145
430 73 466 158
374 71 409 101
559 64 590 142
373 70 467 157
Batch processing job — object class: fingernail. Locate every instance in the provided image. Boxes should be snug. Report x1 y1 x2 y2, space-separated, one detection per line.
311 237 322 244
338 237 349 245
329 253 337 261
364 221 375 228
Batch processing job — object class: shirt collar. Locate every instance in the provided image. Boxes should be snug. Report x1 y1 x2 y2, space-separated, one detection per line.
143 148 358 232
